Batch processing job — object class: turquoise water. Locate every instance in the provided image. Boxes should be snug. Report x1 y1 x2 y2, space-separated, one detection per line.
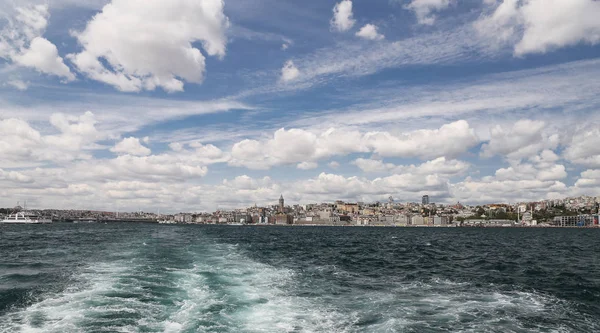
1 224 599 332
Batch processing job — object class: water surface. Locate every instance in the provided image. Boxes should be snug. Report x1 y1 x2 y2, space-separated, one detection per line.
1 224 599 332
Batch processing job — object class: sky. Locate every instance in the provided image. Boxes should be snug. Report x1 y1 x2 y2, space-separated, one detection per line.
1 0 600 213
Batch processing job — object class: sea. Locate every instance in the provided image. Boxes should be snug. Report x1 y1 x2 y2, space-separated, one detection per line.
0 223 599 333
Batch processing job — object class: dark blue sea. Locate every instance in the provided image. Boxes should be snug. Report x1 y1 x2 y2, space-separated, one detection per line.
1 224 599 332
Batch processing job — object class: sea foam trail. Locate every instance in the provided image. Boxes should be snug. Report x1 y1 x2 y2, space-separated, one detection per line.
160 242 351 332
0 235 349 333
0 240 201 333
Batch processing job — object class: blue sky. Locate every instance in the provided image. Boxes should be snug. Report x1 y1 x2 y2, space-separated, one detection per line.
1 0 600 212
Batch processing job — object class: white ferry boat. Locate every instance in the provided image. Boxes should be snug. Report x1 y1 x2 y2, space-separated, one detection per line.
1 202 52 224
1 211 52 224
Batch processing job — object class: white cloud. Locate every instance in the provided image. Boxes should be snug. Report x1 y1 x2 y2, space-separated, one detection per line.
353 157 469 176
451 177 568 204
405 0 452 25
0 4 75 80
169 142 184 152
0 168 33 183
495 163 567 182
476 0 600 56
0 111 103 168
15 37 75 80
353 158 396 173
68 0 229 92
575 169 600 187
281 43 289 50
330 0 355 32
293 172 449 202
297 161 318 170
404 157 470 176
281 60 300 82
110 137 151 156
6 79 28 90
480 120 559 161
563 126 600 168
364 120 479 159
529 149 560 168
355 24 385 41
76 154 209 181
222 175 273 190
229 121 477 170
452 147 569 204
328 161 340 169
229 127 365 170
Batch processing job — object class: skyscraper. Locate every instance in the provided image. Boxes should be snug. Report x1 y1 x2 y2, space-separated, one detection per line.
422 195 429 205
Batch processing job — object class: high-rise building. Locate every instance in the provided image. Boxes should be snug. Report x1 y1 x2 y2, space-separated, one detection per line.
279 195 285 213
422 195 429 205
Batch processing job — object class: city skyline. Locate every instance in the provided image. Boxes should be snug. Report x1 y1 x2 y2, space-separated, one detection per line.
1 0 600 212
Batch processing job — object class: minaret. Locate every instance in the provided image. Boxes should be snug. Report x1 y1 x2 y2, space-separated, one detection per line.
279 195 284 214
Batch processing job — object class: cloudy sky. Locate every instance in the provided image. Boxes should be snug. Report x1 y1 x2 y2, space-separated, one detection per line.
1 0 599 212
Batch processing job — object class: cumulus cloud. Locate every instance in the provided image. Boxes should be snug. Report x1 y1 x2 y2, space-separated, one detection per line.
404 0 452 25
480 120 558 161
563 126 600 168
68 0 229 92
0 4 75 80
355 24 385 41
0 168 33 183
297 161 318 170
495 163 567 182
0 111 103 168
452 147 569 204
229 121 477 170
353 158 396 173
229 127 365 170
77 154 209 181
280 60 300 82
330 0 355 32
110 137 151 156
364 120 479 159
353 157 469 176
451 177 568 204
575 169 600 188
476 0 600 56
0 112 595 211
294 172 449 202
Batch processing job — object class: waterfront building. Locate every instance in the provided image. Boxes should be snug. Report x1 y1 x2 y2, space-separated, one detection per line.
433 216 449 226
234 213 253 224
412 215 425 225
272 214 293 225
337 202 359 214
554 215 597 227
394 215 410 226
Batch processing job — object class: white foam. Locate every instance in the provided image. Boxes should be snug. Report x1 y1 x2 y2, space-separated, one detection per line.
154 242 353 333
0 257 200 333
344 278 571 332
